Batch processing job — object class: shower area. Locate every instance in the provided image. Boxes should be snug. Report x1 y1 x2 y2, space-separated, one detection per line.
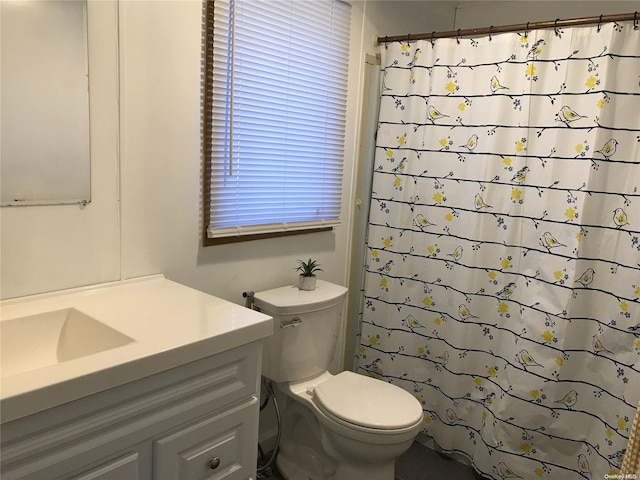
350 8 640 479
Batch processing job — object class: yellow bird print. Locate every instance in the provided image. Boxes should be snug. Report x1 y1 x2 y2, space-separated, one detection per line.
381 71 392 93
495 282 516 299
555 389 578 408
516 349 542 369
613 207 629 228
408 48 422 67
575 268 595 287
445 408 461 423
527 39 545 59
413 213 435 230
490 76 509 93
460 134 478 152
493 461 522 479
557 106 587 127
437 351 449 365
427 105 449 123
628 323 640 333
378 260 394 273
592 334 613 354
458 304 478 321
447 246 463 261
363 358 382 370
510 166 529 185
481 392 496 405
402 314 426 332
539 232 566 252
392 158 408 173
474 193 492 210
595 138 618 159
577 454 591 478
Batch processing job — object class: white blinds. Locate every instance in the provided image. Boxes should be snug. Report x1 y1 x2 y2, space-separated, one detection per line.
206 0 351 239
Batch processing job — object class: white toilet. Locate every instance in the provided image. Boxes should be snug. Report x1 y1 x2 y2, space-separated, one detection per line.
254 280 423 480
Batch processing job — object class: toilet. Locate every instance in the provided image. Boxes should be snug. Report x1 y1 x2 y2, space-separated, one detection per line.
254 280 423 480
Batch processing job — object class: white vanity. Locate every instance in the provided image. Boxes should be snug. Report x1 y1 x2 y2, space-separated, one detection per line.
0 275 272 480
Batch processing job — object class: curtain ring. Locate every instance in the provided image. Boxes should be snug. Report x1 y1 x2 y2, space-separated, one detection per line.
489 25 494 41
525 21 530 39
384 36 389 49
431 31 436 46
456 29 461 44
634 11 638 30
554 18 560 36
597 14 603 32
407 33 411 43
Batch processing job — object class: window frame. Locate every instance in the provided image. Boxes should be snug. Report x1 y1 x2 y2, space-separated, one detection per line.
201 0 346 246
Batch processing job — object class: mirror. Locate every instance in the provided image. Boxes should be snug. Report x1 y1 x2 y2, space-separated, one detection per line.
1 0 90 206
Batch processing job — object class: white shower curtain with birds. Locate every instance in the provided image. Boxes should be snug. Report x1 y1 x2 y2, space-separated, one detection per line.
357 20 640 479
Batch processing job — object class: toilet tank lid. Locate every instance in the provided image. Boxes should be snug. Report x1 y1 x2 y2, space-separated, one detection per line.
253 280 347 315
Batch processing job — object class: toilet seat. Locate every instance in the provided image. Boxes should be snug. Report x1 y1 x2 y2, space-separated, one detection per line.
312 371 423 432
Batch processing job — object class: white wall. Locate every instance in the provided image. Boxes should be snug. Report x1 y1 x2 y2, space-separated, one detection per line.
117 1 356 370
358 0 456 42
454 1 638 29
0 0 120 299
119 0 347 296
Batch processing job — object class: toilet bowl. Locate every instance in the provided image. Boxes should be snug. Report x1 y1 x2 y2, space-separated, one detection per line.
254 281 424 480
278 370 423 480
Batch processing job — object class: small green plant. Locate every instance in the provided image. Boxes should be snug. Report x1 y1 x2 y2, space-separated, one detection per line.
295 258 323 277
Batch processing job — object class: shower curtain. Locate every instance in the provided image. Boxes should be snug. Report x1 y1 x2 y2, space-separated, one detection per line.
356 20 640 479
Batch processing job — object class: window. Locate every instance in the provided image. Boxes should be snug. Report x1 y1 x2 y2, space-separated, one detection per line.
202 0 351 245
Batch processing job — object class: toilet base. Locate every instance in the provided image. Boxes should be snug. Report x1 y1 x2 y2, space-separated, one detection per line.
319 420 404 480
277 453 323 480
275 390 413 480
277 442 336 480
277 400 337 480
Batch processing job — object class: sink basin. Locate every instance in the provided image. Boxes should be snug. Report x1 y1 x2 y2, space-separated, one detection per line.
1 308 134 378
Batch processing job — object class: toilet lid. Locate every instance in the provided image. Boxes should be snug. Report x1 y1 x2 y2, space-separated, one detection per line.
313 371 423 430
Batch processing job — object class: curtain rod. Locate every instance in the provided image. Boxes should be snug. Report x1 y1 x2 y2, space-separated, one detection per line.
376 11 639 44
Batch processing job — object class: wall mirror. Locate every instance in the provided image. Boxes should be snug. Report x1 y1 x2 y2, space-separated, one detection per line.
1 0 91 206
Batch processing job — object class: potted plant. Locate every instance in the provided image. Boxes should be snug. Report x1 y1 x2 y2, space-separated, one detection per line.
295 258 323 291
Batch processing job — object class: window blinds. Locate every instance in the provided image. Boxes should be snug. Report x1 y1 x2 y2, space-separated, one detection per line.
206 0 351 239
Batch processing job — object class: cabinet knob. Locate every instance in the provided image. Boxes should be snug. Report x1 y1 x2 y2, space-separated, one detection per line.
209 457 221 470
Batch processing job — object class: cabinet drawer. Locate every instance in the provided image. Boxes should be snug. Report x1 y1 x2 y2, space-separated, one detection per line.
70 453 139 480
154 399 258 480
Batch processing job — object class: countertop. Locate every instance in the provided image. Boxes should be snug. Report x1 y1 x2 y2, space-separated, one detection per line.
0 275 273 423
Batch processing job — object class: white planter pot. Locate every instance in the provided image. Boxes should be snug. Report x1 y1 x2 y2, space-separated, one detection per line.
298 275 317 291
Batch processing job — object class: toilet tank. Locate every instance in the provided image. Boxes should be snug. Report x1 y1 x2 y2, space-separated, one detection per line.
253 281 348 383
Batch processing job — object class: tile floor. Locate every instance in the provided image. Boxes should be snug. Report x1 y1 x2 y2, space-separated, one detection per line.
395 442 487 480
259 441 488 480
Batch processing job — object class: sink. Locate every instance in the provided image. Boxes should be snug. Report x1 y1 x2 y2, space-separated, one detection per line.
1 308 134 378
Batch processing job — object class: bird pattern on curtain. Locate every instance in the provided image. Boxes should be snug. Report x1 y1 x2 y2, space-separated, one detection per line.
356 20 640 479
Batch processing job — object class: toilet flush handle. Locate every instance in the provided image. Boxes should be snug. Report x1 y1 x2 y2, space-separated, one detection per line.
280 317 302 329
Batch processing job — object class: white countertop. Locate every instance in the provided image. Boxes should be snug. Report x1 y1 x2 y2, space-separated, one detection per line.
0 275 273 423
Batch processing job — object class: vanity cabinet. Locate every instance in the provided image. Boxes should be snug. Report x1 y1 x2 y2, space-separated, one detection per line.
71 453 141 480
1 342 261 480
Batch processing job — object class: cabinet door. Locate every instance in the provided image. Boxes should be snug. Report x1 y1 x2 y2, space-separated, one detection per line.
70 453 139 480
154 399 258 480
